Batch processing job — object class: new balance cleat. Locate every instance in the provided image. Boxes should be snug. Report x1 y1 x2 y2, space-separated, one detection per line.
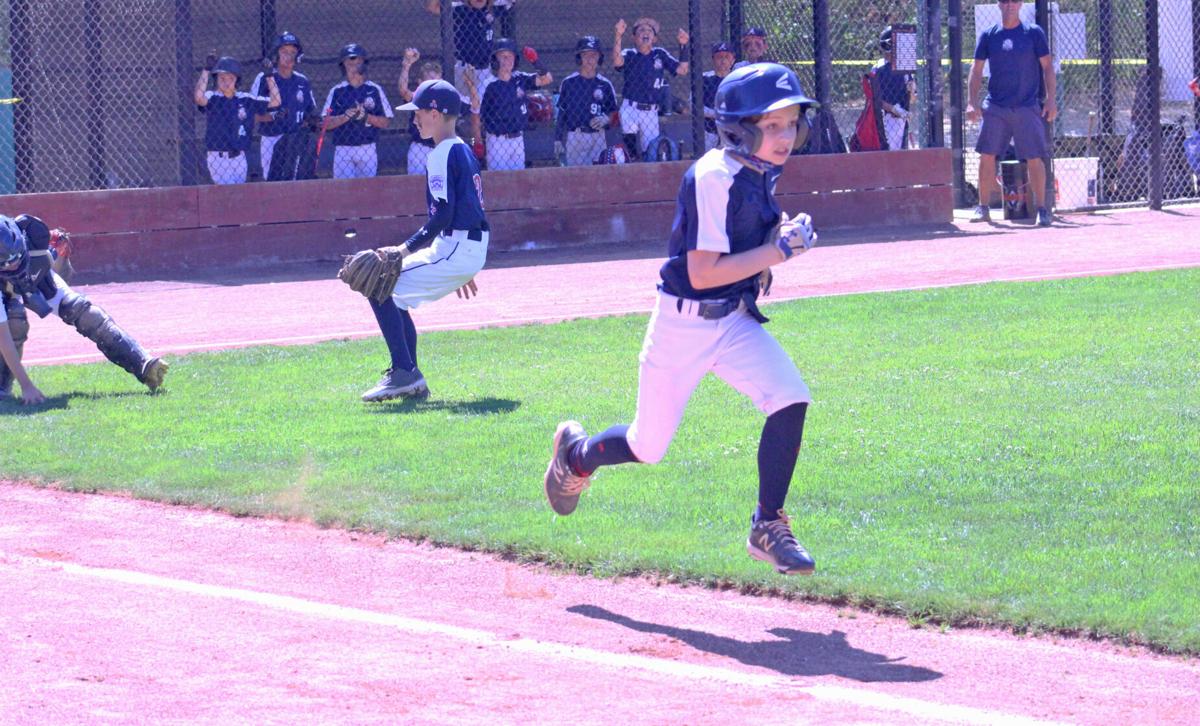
747 509 816 575
361 367 429 402
543 420 590 516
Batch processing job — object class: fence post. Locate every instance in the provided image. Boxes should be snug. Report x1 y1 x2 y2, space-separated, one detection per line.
1146 0 1163 209
689 0 705 159
812 0 831 106
923 0 944 149
1098 0 1115 135
1035 0 1054 209
9 0 32 193
1193 0 1200 130
728 0 742 47
174 0 197 186
440 0 455 81
948 0 966 205
85 0 106 189
259 0 276 60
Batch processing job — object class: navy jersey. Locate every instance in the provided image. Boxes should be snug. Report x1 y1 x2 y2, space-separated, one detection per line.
974 22 1049 108
453 5 494 69
404 138 488 253
251 71 315 135
660 149 781 300
199 91 270 152
872 61 912 107
324 81 394 146
555 72 618 137
480 72 538 135
620 48 681 104
701 71 723 133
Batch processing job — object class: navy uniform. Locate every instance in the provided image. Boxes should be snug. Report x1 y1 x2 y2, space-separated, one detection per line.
359 80 489 402
555 36 618 166
543 64 821 577
0 215 167 398
701 42 736 151
252 32 316 181
480 38 548 171
450 0 497 97
323 44 393 179
614 17 688 159
197 57 274 184
873 26 915 151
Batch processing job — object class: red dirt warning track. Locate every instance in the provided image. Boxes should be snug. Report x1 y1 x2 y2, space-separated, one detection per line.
4 207 1200 723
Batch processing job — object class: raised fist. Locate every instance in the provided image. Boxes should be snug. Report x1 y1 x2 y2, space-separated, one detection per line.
522 46 539 64
404 48 420 65
677 29 690 46
615 19 627 36
261 57 275 75
203 51 218 72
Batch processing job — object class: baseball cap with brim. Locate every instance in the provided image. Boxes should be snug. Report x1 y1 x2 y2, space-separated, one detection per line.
712 41 735 55
744 27 767 38
397 79 462 115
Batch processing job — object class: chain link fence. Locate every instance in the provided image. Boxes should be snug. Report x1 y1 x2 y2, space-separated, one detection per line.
2 0 1197 208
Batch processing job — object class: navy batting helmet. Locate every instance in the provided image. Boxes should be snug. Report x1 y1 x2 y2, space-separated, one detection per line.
491 38 519 73
879 26 895 52
272 31 303 62
213 56 241 80
0 216 29 279
575 36 605 67
715 63 819 157
339 43 368 75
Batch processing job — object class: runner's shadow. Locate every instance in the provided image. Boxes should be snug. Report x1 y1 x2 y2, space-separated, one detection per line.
568 604 942 683
365 397 520 416
0 394 71 414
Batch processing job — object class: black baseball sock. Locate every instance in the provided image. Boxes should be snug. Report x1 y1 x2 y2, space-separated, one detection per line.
369 298 415 372
622 134 641 160
755 403 808 521
572 424 639 475
399 308 418 371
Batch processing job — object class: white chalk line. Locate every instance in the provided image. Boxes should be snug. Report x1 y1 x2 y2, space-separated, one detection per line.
23 260 1199 365
4 553 1065 726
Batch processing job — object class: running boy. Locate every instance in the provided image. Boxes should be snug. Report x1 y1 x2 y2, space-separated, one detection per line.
542 63 821 575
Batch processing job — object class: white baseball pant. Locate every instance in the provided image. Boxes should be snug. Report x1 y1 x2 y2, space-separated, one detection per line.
565 130 607 166
206 151 248 184
391 229 489 311
486 133 525 171
883 111 907 151
625 291 811 464
334 143 378 179
619 99 660 156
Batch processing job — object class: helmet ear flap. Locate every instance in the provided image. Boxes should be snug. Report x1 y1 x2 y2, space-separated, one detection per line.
793 111 812 151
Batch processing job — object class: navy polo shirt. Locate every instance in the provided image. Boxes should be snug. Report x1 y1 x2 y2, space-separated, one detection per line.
620 47 681 104
481 72 538 135
199 91 270 152
454 5 494 69
659 149 780 300
323 80 394 146
872 61 912 107
555 72 618 136
974 22 1050 108
251 71 315 135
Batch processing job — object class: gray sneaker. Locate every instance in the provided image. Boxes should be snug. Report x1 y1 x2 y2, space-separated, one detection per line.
361 367 429 402
969 204 991 223
543 420 590 515
747 509 816 575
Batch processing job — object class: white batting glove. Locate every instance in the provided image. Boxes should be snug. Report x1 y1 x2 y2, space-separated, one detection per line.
772 212 817 260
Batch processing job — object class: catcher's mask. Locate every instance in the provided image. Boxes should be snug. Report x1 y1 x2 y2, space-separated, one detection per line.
0 216 29 278
715 63 818 157
273 31 303 63
575 36 605 67
490 38 519 73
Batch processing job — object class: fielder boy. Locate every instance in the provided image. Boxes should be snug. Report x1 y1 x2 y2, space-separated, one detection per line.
543 63 821 575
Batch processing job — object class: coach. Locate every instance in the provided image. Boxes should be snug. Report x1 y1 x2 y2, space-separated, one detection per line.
966 0 1057 227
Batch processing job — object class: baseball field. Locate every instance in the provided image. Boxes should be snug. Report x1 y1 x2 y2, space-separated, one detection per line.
3 206 1199 723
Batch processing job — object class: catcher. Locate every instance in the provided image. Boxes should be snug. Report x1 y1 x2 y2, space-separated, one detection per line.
1 214 168 404
338 78 488 402
542 64 821 575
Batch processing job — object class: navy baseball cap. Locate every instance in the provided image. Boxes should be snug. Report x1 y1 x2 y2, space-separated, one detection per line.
743 27 767 38
397 79 462 115
711 41 735 55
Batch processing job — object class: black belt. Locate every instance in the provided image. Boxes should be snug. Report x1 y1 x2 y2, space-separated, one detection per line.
491 132 522 139
676 296 741 321
629 101 658 111
212 150 242 159
570 127 601 134
450 226 487 241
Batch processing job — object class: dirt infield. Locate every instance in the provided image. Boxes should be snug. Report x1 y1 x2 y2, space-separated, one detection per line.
5 206 1200 723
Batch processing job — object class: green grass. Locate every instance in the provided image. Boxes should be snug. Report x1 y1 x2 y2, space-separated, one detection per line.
4 268 1199 653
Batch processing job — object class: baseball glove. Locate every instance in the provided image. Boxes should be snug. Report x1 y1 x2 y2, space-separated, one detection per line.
337 245 407 303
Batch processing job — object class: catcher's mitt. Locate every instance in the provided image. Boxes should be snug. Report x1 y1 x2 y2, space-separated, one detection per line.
337 245 407 303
